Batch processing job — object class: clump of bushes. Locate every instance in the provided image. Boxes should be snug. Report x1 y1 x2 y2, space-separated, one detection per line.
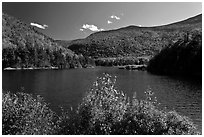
58 74 200 135
2 74 200 135
2 92 59 135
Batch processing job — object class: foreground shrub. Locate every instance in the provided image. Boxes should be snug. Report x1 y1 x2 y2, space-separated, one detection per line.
2 92 59 135
58 73 200 135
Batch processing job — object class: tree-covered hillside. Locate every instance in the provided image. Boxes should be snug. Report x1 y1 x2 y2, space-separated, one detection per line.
56 14 201 59
147 29 202 78
2 13 94 69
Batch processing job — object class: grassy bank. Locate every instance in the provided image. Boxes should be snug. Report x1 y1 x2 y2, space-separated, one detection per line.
2 74 200 135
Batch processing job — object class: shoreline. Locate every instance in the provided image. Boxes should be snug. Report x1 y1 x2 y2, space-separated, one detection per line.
117 64 147 70
3 66 95 71
3 64 147 71
3 66 59 70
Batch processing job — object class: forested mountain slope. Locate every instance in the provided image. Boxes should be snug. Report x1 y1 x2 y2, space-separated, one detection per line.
2 13 93 69
147 29 202 78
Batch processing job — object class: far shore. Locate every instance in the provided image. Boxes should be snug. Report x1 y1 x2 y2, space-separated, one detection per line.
3 64 147 71
3 66 59 70
117 64 147 71
3 65 96 70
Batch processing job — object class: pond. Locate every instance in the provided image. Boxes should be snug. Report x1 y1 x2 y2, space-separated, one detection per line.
2 67 202 131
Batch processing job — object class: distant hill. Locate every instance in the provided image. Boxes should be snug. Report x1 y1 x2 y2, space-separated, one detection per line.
2 13 93 69
56 14 202 58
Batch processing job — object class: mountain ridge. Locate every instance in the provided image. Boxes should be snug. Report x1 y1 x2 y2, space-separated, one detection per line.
56 14 201 58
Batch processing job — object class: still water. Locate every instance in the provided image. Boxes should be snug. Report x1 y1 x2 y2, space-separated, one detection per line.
2 67 202 130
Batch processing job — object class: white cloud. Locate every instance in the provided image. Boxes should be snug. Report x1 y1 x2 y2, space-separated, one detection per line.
107 20 112 24
30 22 48 29
110 15 120 20
79 28 84 31
43 24 48 28
81 24 104 32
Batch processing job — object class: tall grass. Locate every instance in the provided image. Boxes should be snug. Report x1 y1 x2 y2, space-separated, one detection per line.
2 74 201 135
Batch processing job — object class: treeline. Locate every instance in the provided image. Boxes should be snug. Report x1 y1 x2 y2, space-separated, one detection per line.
95 56 149 66
2 42 95 69
2 74 200 135
147 30 202 79
2 13 94 69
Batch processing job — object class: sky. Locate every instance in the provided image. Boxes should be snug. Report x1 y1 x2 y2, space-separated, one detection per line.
2 2 202 40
